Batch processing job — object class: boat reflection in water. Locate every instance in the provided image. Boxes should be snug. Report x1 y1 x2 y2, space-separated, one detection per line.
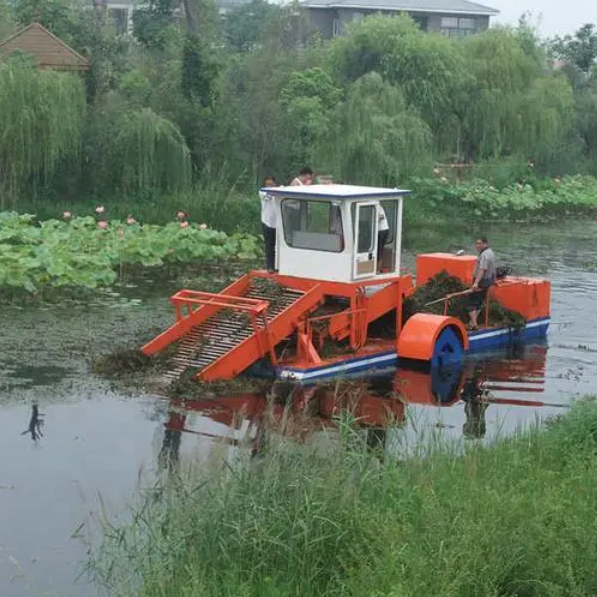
158 342 565 467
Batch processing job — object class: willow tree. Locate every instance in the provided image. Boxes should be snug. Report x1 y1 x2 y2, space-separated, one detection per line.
317 72 431 185
0 56 86 207
327 14 467 151
116 108 192 193
460 29 573 162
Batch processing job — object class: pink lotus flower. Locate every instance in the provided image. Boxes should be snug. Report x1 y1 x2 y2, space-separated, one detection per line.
95 206 105 214
517 183 524 190
433 167 441 175
62 211 72 220
126 216 137 225
440 177 448 183
176 210 187 221
97 220 108 230
554 177 561 185
180 221 189 229
199 223 208 230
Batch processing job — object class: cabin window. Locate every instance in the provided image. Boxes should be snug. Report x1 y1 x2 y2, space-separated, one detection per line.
351 199 400 272
356 205 375 253
282 200 344 252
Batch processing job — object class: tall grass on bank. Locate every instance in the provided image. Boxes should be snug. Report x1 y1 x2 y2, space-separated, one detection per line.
91 399 597 597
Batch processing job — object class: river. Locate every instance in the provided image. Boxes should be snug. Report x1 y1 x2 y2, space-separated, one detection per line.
0 220 596 596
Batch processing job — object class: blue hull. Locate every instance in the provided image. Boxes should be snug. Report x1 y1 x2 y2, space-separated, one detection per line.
276 317 550 382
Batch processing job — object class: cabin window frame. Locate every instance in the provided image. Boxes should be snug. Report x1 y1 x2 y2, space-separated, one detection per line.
281 199 345 253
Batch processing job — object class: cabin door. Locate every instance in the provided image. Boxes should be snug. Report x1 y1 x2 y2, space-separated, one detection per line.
353 202 378 279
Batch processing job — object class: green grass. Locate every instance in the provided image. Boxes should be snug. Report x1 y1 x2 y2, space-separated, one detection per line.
91 398 597 597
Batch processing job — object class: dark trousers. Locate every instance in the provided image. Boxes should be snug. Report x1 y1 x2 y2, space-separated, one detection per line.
377 230 389 261
262 224 276 271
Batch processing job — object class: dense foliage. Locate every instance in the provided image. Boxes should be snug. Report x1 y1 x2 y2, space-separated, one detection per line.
92 398 597 596
0 56 85 206
1 0 597 209
0 211 260 294
409 173 597 224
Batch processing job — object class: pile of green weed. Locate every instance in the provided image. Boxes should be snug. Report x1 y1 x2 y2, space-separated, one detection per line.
91 399 597 597
403 270 525 329
92 347 158 377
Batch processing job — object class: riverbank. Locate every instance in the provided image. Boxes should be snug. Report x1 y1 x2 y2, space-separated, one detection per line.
407 174 597 226
91 398 597 597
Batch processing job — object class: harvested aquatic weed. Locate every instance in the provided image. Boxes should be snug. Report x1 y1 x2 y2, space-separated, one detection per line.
92 346 170 377
403 271 525 329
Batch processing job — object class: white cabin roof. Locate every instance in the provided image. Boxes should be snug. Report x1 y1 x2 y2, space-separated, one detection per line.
262 184 411 201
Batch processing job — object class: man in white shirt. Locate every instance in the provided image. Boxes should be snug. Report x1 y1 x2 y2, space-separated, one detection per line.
260 176 278 272
290 166 314 186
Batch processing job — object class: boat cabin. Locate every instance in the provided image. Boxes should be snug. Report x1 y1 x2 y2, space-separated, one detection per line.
263 184 410 283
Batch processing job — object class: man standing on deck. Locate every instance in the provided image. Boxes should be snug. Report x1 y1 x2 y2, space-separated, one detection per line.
260 175 278 273
467 237 496 330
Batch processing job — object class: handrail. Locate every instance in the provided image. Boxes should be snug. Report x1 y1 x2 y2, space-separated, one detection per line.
170 290 269 321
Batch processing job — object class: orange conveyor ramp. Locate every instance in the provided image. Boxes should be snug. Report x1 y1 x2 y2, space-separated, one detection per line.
142 275 323 382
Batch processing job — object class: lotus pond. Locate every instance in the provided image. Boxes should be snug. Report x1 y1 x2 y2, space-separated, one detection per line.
0 218 596 596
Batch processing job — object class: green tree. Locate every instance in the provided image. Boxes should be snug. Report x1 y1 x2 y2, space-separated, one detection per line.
132 0 180 51
12 0 74 40
280 67 342 171
552 24 597 73
574 88 597 163
181 34 219 106
460 28 573 162
221 0 279 53
0 56 86 206
317 72 431 185
83 99 192 195
327 15 467 147
0 0 15 40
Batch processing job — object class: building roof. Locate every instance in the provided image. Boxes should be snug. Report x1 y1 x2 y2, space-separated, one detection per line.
302 0 498 16
263 184 411 200
0 23 90 71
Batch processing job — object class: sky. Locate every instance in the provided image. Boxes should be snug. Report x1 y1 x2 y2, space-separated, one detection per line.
488 0 597 38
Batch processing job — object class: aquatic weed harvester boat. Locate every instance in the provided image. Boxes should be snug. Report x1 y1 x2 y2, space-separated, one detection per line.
143 184 550 383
